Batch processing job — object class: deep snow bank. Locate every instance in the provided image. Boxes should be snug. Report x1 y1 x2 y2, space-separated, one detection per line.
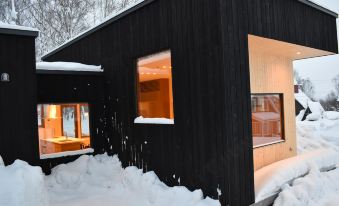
274 166 339 206
46 154 220 206
0 160 49 206
255 149 339 202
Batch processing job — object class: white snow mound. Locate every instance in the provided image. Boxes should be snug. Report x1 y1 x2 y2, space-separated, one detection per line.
255 149 339 202
0 160 49 206
46 154 220 206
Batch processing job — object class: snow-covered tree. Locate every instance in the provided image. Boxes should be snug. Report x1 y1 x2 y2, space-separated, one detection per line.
300 78 316 101
0 0 138 57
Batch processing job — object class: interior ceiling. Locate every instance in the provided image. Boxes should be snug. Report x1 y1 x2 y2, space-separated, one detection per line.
138 51 171 82
248 34 334 60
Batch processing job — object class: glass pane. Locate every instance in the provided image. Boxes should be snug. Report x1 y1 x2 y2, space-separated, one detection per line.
80 105 90 136
62 106 76 137
251 94 284 147
37 103 91 157
136 51 174 119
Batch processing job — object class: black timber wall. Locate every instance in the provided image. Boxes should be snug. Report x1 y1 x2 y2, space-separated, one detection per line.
0 34 40 165
36 73 106 173
42 0 338 205
248 0 338 53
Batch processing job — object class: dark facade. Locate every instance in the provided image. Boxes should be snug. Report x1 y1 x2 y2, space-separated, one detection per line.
40 0 338 205
36 72 106 171
0 30 39 165
0 0 335 206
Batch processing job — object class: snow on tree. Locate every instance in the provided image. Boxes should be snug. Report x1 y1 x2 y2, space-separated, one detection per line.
0 0 139 57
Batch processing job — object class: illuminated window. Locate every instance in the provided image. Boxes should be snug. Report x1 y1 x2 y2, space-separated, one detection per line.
251 94 284 147
37 103 91 157
136 51 174 122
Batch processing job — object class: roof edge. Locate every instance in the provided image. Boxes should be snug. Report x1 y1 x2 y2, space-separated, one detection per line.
0 28 39 37
41 0 155 60
298 0 338 18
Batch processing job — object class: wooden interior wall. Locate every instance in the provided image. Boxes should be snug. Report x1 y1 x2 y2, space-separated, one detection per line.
0 34 40 165
249 52 297 171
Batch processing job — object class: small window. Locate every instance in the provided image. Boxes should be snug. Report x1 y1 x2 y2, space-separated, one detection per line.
251 94 284 147
135 50 174 124
37 103 92 158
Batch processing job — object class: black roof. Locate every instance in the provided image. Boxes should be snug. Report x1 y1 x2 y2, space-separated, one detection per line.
42 0 337 60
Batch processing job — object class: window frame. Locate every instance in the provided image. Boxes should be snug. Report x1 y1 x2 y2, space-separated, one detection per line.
36 102 94 159
250 93 286 148
134 49 175 125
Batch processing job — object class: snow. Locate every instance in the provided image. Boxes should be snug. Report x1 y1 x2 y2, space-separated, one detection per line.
40 148 94 160
295 91 311 109
324 111 339 120
46 154 219 206
36 62 103 72
0 156 3 167
306 112 321 121
254 149 339 202
0 160 49 206
255 115 339 205
134 116 175 125
0 154 219 206
0 21 38 32
308 101 325 115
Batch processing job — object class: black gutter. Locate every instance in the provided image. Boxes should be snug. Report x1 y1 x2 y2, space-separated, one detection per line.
0 28 39 37
298 0 338 18
41 0 156 60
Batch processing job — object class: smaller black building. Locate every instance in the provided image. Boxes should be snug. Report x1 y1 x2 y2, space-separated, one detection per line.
0 24 39 165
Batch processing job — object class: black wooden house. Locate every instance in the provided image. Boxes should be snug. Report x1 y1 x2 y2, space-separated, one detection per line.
0 0 338 205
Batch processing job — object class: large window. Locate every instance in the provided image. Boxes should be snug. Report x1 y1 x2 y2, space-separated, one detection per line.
37 103 91 158
251 94 284 147
135 50 174 123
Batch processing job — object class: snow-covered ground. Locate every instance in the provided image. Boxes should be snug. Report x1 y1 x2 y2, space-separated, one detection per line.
0 154 219 206
255 113 339 206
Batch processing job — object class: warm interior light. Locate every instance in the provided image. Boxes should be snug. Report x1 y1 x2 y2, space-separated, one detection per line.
48 105 57 119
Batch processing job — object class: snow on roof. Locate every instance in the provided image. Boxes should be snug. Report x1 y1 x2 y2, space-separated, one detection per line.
0 21 38 32
308 101 325 114
36 62 103 72
295 91 311 109
42 0 150 59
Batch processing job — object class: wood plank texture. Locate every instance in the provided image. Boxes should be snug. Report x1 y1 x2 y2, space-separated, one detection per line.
0 34 39 165
41 0 338 205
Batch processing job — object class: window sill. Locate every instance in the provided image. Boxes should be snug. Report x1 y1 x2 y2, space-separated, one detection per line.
40 148 94 160
134 117 174 125
253 140 285 149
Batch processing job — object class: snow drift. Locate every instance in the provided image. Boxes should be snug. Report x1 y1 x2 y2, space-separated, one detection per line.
47 154 219 206
0 154 219 206
0 160 49 206
255 149 339 202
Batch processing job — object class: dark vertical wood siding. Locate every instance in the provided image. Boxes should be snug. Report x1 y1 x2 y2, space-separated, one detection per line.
0 34 39 165
42 0 338 205
248 0 338 53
